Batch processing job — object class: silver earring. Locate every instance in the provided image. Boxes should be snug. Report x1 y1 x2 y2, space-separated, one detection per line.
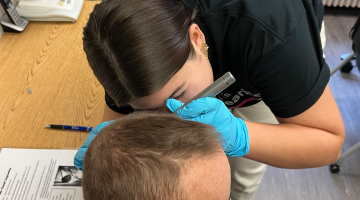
200 36 203 39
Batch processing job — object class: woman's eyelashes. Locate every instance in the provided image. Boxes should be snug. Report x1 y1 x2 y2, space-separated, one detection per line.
174 90 186 99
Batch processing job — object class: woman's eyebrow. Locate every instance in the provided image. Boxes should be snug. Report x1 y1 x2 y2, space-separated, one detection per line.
168 82 186 99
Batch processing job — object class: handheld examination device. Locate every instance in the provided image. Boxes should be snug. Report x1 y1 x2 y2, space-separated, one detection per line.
173 71 236 113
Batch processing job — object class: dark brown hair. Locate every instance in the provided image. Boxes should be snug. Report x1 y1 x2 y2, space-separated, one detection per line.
83 0 197 106
82 112 222 200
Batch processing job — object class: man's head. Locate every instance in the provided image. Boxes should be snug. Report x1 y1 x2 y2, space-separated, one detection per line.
82 112 230 200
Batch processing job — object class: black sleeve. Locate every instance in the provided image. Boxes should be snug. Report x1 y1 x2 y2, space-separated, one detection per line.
105 92 134 115
253 13 330 118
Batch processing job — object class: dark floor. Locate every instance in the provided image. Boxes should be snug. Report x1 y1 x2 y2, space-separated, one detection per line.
254 7 360 200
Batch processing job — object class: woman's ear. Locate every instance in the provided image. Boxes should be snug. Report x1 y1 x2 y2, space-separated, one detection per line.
189 24 205 50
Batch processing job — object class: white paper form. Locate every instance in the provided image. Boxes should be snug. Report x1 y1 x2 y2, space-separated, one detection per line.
0 149 83 200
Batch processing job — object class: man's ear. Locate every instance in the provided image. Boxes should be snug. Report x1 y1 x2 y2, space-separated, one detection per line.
189 24 205 50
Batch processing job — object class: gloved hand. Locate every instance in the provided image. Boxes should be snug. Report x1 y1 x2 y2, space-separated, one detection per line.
74 120 114 170
167 97 250 157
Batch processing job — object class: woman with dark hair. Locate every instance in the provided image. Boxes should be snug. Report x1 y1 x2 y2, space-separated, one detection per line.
75 0 345 199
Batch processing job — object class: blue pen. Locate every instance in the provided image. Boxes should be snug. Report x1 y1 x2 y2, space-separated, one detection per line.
45 124 93 131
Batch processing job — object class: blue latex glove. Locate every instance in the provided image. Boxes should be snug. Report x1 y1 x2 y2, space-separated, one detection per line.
74 120 114 170
167 97 250 157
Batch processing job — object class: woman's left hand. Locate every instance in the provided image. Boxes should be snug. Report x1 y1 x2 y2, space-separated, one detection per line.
74 120 114 170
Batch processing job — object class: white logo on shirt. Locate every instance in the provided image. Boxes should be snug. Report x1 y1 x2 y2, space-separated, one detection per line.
219 88 262 107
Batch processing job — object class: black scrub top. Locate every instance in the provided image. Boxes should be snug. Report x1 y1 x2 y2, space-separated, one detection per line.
105 0 330 118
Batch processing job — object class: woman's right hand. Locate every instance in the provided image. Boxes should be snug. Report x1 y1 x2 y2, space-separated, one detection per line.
74 120 114 170
167 97 250 157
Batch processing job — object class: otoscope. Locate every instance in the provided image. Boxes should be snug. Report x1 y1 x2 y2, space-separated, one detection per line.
173 72 236 113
